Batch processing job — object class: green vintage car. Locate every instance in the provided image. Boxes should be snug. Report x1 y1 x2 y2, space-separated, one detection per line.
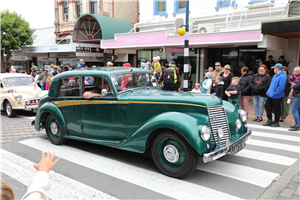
32 67 251 178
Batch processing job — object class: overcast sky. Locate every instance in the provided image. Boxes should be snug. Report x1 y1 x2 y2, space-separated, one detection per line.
1 0 55 29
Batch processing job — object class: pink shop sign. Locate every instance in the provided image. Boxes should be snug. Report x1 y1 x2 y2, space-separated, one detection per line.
101 31 262 48
164 47 184 53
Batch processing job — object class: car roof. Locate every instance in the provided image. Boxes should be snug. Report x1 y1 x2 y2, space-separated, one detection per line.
0 73 33 79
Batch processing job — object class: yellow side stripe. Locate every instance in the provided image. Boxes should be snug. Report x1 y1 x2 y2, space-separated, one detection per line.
52 100 206 108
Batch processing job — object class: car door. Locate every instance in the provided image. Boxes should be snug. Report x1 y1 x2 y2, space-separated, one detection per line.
55 76 83 137
80 76 128 141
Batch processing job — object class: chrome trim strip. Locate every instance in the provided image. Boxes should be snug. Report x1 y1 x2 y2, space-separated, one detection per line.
203 129 252 163
12 105 38 110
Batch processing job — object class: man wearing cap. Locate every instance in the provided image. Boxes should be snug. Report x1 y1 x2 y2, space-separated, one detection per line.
263 63 287 127
160 61 181 91
264 55 276 77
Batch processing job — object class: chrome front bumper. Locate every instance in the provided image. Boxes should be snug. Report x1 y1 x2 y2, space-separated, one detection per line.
203 129 252 163
12 105 38 110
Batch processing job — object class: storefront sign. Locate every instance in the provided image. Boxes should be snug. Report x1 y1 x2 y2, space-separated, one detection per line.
96 55 118 61
76 46 91 52
49 47 59 51
102 31 262 49
9 56 32 61
76 52 103 57
91 47 104 53
28 48 37 52
48 53 76 58
164 47 184 53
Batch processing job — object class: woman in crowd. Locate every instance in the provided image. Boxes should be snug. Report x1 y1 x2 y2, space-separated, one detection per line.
239 67 253 116
248 64 271 122
200 72 212 94
279 67 291 124
219 64 234 101
289 67 300 131
278 55 288 67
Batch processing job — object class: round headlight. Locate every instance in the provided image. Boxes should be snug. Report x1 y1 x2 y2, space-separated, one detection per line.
15 95 22 101
217 127 224 139
201 126 211 142
236 119 242 129
240 110 247 122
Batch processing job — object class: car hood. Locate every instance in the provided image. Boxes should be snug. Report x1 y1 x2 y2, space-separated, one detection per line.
5 85 48 99
118 89 222 107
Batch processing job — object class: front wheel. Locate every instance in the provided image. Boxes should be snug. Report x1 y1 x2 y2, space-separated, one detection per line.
45 114 67 145
151 132 199 179
5 101 17 118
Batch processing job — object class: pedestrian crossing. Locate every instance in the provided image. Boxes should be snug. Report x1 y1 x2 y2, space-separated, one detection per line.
1 124 300 199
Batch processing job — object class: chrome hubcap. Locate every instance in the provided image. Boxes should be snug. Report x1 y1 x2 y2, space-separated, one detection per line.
6 103 11 115
50 122 58 135
163 145 180 163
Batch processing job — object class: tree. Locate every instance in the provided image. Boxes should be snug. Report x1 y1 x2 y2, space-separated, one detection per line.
1 9 35 72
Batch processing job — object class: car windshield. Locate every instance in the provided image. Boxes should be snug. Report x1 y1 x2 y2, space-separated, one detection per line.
111 72 159 93
3 77 35 87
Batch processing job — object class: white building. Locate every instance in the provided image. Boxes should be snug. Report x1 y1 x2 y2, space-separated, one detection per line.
101 0 300 87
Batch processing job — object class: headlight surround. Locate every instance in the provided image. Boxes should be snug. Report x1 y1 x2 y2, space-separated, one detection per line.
217 127 224 139
240 110 247 122
236 119 242 129
200 126 211 142
15 95 22 101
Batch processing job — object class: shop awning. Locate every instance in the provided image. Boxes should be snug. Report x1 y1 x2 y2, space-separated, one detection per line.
262 19 300 38
72 13 133 43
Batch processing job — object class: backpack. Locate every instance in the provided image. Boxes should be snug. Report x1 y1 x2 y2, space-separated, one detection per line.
163 67 176 85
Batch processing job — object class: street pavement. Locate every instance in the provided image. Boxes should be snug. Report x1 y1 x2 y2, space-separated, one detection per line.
1 114 300 199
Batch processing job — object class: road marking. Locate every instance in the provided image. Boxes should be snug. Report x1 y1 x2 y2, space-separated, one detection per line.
234 149 298 166
16 115 36 120
252 131 300 142
247 139 300 153
1 149 118 200
20 138 242 200
247 124 299 134
196 160 279 188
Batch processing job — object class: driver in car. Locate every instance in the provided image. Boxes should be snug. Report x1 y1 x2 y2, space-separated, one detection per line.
83 78 110 99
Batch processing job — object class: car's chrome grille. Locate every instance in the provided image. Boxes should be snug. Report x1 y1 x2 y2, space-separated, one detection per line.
208 106 231 145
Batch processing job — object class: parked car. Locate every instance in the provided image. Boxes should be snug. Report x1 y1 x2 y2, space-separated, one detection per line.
1 73 48 117
32 67 251 178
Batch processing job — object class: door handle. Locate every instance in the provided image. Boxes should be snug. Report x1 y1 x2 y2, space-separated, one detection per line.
109 101 116 104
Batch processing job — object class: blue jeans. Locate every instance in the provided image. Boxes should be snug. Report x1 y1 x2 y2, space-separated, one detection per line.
253 95 266 118
291 97 300 125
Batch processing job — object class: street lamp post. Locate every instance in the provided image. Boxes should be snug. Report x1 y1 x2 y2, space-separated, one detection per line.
178 1 189 92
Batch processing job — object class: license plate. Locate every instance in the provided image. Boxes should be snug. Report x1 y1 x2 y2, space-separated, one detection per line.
230 140 245 154
30 99 40 105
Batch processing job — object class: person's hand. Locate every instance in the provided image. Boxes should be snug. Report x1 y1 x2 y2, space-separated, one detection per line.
291 84 296 88
213 83 215 87
34 151 60 173
178 88 180 92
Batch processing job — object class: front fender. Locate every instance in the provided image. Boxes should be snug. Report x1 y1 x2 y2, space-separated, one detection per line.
34 102 66 131
115 112 212 155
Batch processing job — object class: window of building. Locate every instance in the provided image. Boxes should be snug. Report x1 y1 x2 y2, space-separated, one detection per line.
91 0 97 14
64 1 69 22
153 0 168 17
77 0 82 18
173 0 187 17
249 0 275 5
215 0 237 12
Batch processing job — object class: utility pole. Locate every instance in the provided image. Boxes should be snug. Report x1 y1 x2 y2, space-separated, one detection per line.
183 1 189 92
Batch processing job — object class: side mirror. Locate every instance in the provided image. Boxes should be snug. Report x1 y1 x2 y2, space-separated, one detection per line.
0 83 3 88
101 89 108 97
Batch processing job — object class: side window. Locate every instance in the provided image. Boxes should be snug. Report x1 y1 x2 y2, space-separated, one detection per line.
59 76 81 97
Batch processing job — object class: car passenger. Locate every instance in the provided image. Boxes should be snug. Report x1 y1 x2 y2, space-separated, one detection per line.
83 78 110 99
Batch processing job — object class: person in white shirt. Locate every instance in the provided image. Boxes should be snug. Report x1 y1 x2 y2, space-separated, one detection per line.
191 83 201 94
200 72 213 94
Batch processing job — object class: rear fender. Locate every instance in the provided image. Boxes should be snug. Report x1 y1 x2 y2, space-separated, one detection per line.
35 102 66 131
115 112 211 155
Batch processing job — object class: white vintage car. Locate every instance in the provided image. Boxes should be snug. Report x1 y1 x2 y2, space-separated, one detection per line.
0 73 48 117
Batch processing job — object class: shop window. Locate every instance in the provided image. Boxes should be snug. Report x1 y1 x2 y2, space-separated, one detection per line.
249 0 275 5
215 0 237 12
91 0 97 14
64 1 69 22
173 0 189 17
77 0 82 18
153 0 168 18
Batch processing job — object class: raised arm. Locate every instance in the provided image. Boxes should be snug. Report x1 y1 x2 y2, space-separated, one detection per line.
83 91 102 99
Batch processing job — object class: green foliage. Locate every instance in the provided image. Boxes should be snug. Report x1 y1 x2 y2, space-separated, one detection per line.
1 9 35 52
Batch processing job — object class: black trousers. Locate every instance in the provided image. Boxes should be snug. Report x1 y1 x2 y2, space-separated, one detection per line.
265 97 282 122
163 84 177 91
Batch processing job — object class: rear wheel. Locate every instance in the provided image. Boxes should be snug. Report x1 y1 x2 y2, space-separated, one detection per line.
151 132 199 179
5 101 16 118
45 114 67 145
